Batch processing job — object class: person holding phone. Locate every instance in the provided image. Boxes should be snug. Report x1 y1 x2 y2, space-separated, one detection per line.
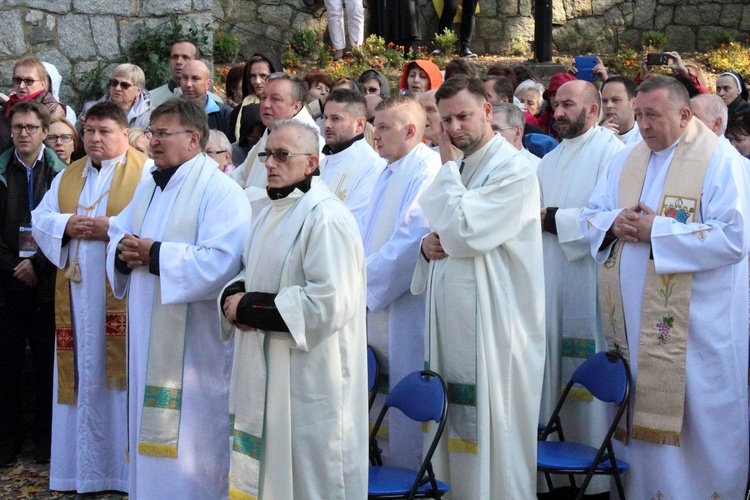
636 51 710 95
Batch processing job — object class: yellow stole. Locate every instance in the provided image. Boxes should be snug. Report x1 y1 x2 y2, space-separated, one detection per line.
55 147 146 404
597 118 717 445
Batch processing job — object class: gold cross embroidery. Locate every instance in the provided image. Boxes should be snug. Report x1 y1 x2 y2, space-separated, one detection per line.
335 174 348 201
689 225 712 242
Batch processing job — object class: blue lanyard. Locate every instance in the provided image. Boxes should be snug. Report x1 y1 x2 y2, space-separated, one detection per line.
26 165 34 211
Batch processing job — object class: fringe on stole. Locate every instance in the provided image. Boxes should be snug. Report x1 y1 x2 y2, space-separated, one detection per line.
632 425 681 447
230 486 258 500
57 389 76 405
138 442 178 458
448 438 479 454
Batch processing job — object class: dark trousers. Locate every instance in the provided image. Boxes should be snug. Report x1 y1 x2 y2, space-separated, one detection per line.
0 286 55 458
438 0 478 48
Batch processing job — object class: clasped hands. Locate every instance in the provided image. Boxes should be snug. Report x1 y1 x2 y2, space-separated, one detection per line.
64 215 110 241
222 292 252 331
611 202 656 243
117 234 155 268
422 232 447 261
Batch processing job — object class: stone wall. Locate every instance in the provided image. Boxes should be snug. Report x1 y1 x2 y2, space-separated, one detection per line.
0 0 213 109
3 0 750 107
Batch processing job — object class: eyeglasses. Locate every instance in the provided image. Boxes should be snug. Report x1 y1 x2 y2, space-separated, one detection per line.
144 128 194 140
12 77 41 87
11 124 42 135
110 78 135 90
258 151 312 163
45 134 74 143
205 149 228 155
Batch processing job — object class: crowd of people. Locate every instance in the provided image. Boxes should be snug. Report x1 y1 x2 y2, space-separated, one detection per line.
0 38 749 500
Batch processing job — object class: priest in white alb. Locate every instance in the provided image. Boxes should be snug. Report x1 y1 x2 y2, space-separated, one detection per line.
220 119 368 499
411 75 546 498
319 88 382 232
364 95 440 468
581 76 749 498
231 73 323 221
536 80 624 494
106 99 250 499
32 102 150 493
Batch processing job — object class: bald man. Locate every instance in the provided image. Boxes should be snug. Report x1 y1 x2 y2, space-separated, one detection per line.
416 90 441 148
536 79 626 495
363 96 440 469
180 60 232 134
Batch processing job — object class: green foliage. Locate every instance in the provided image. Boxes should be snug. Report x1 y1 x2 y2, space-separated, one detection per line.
124 14 212 90
281 49 302 69
713 30 735 49
604 45 640 78
73 63 109 111
510 36 528 57
289 28 318 57
643 31 666 51
433 28 458 55
213 29 239 63
707 41 750 81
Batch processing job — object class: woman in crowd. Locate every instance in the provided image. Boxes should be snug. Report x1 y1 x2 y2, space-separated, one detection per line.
228 53 283 142
44 117 78 165
128 128 150 157
224 64 245 109
81 64 152 129
359 69 391 99
304 72 332 121
716 71 750 121
206 130 236 174
0 57 64 152
399 60 442 96
726 111 750 160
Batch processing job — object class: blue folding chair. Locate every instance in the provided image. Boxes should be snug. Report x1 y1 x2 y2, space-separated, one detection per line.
367 345 380 411
538 351 631 499
368 370 450 499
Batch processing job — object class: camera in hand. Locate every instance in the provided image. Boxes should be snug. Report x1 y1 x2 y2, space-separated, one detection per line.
646 53 669 66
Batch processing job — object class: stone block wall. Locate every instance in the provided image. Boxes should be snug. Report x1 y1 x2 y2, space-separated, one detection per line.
0 0 212 109
2 0 749 107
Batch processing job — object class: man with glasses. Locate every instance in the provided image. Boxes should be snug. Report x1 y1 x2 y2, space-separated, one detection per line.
32 101 150 494
491 103 540 171
0 101 65 468
107 99 250 498
220 119 367 499
1 57 64 153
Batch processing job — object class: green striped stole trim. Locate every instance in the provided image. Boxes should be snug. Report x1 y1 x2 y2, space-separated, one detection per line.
143 385 181 410
447 382 476 407
233 430 262 460
561 338 596 359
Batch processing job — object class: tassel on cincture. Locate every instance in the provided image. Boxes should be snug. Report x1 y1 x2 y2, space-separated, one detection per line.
65 261 82 283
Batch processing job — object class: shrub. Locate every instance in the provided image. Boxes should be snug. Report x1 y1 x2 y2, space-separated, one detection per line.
289 28 318 57
643 31 666 51
604 45 641 78
713 30 735 49
124 14 212 89
213 29 239 63
510 36 528 57
434 28 458 55
707 41 750 81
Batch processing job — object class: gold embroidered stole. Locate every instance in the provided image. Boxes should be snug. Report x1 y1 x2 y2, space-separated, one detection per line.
598 118 717 445
54 147 146 404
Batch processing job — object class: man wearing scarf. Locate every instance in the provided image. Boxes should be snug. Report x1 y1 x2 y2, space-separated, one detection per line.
0 57 64 153
33 101 149 494
107 99 250 498
220 119 368 499
582 76 749 498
